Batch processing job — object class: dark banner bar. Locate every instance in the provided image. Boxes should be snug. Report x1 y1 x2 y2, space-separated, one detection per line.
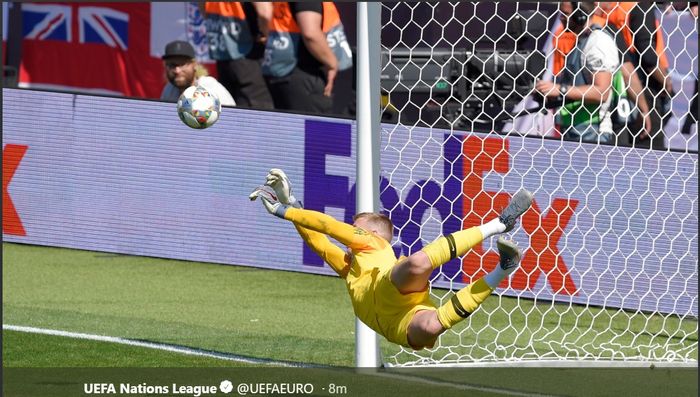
3 367 698 397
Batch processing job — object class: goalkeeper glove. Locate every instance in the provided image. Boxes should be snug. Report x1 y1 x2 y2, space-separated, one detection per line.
249 185 290 218
266 168 302 208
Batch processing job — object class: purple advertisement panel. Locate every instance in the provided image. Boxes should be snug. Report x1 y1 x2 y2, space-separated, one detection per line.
378 129 698 317
3 89 697 316
3 89 316 276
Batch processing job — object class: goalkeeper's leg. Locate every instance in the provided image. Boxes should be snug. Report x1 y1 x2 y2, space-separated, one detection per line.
407 237 522 349
390 189 532 294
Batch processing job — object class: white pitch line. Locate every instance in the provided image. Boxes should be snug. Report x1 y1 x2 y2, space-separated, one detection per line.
3 324 316 368
5 324 563 397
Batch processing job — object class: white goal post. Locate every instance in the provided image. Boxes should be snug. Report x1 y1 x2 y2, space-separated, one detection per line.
355 1 383 368
355 1 698 368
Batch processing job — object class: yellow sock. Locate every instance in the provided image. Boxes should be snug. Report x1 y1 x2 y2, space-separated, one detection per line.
436 278 493 329
421 227 483 269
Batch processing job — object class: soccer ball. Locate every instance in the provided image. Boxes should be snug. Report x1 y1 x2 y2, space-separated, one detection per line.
177 85 221 129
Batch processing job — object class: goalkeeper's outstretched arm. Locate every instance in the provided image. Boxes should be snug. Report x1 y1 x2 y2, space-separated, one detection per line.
249 169 352 276
294 224 350 278
283 207 374 252
250 185 376 251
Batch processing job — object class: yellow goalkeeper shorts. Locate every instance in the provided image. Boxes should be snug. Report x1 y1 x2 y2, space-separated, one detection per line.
373 266 437 348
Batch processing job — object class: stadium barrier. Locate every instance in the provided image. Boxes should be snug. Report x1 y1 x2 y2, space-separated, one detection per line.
3 88 696 320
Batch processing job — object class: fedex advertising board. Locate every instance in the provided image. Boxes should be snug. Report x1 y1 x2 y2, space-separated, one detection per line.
3 88 697 316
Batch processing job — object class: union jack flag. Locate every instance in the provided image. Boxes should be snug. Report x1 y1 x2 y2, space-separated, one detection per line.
19 2 211 99
22 3 72 41
78 6 129 50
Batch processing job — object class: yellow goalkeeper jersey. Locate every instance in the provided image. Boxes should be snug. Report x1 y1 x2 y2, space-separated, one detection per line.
284 208 436 346
343 231 400 324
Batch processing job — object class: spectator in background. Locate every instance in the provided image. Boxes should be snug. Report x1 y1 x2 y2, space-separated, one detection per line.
160 40 236 106
262 2 353 115
596 1 674 149
535 2 619 144
201 2 275 109
679 1 698 136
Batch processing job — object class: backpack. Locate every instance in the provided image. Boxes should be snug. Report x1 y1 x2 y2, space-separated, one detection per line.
609 68 638 131
557 25 636 132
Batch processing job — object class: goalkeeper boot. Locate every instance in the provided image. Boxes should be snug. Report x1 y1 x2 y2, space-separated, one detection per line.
496 236 521 275
481 236 522 289
498 189 533 232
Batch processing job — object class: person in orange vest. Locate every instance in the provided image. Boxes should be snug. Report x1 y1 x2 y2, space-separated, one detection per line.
535 2 620 144
201 2 275 109
545 2 653 143
596 2 674 149
262 2 353 114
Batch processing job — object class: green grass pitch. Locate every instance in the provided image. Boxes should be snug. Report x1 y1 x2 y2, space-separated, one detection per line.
3 242 697 397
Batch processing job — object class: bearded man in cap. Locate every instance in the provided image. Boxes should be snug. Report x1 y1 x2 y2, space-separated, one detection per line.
160 40 236 106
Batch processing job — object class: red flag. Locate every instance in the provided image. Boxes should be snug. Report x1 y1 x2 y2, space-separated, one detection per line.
19 2 164 98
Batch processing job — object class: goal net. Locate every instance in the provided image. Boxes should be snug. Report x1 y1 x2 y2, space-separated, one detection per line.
377 2 698 367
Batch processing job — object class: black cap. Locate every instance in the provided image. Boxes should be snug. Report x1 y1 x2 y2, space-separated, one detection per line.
162 40 195 60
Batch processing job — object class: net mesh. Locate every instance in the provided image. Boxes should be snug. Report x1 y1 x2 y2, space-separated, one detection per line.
378 1 698 366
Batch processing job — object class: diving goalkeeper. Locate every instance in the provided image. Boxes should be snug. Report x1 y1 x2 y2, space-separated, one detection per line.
250 169 533 350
